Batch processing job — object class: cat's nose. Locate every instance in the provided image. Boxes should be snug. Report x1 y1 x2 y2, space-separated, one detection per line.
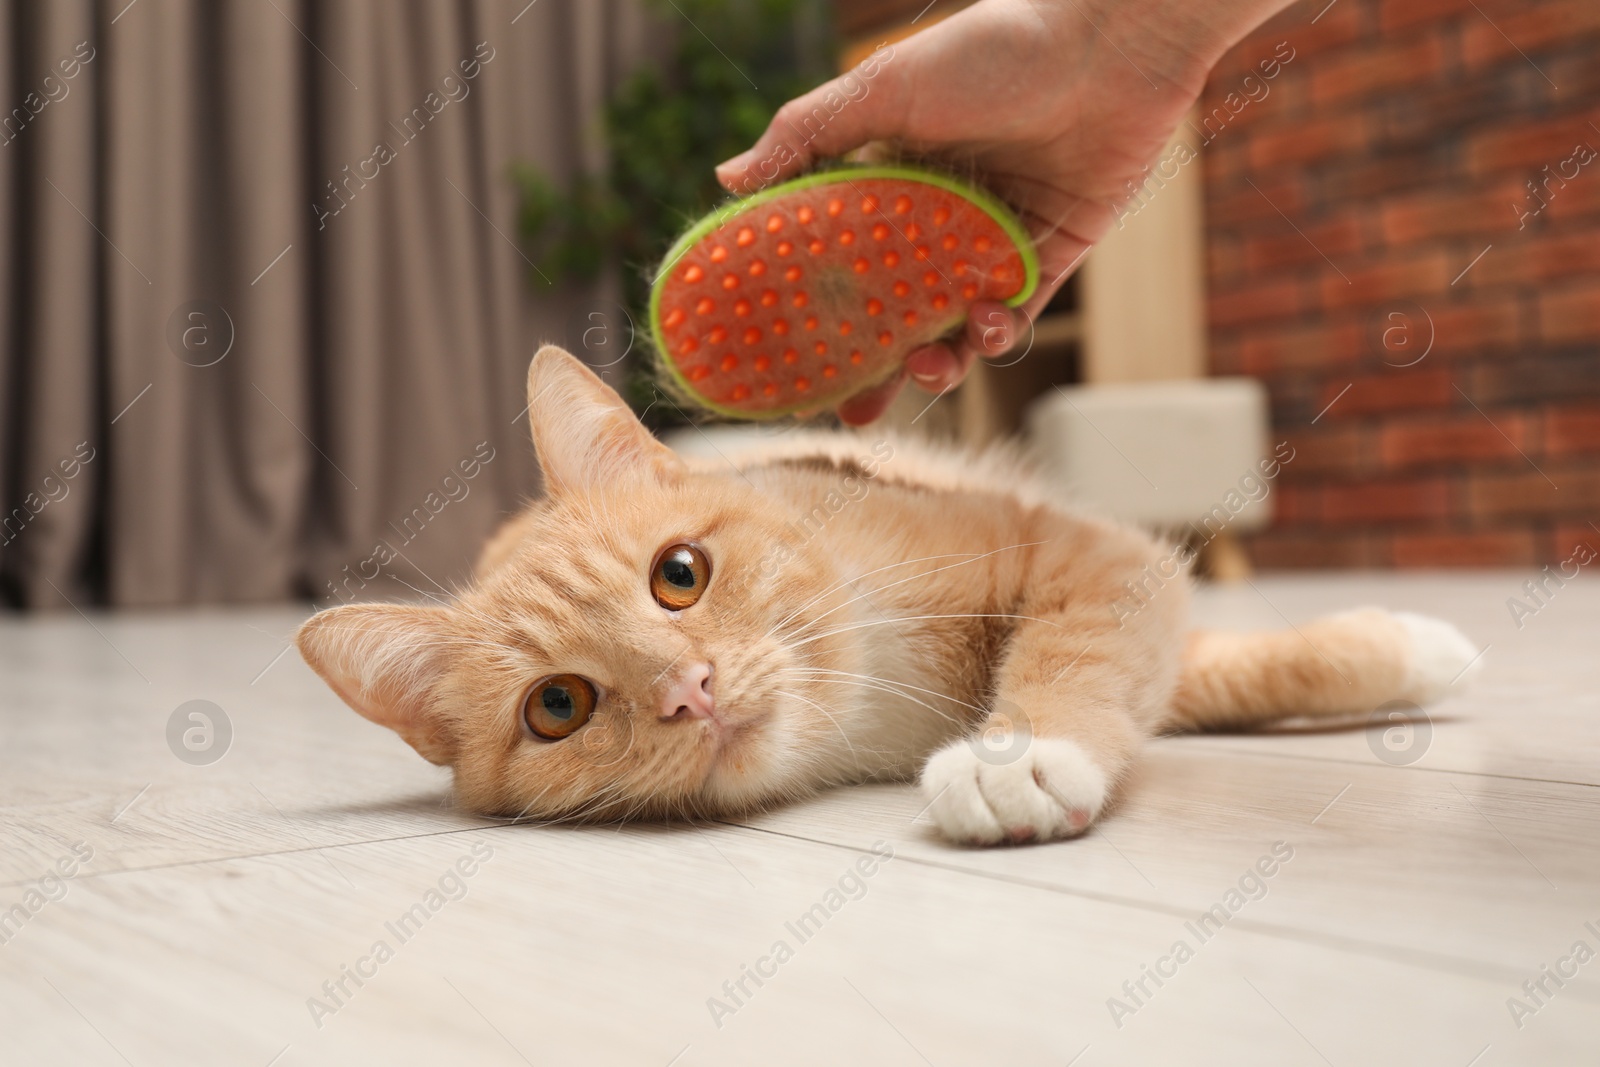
660 662 715 721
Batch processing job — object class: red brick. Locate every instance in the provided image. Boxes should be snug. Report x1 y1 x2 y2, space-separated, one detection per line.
1245 214 1366 271
1207 234 1246 285
1543 402 1600 455
1322 478 1452 524
1270 482 1321 525
1544 172 1600 223
1468 355 1600 405
1390 530 1540 567
1540 54 1600 115
1379 179 1528 242
1208 278 1305 328
1216 4 1364 78
1321 252 1452 310
1198 71 1303 138
1380 411 1531 467
1280 2 1367 60
1246 530 1378 570
1253 66 1310 125
1471 228 1600 287
1461 0 1600 70
1320 150 1458 200
1428 297 1524 355
1240 319 1365 374
1552 523 1600 561
1538 283 1600 343
1378 0 1476 32
1376 72 1550 151
1467 115 1600 175
1203 141 1248 187
1208 176 1306 227
1248 113 1368 169
1211 337 1245 375
1468 467 1600 519
1370 306 1431 366
1276 424 1374 477
1319 369 1454 419
1509 157 1600 230
1310 35 1447 103
1263 377 1326 425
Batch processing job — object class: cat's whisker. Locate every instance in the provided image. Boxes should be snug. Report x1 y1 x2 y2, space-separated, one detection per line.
761 549 1008 640
787 611 1065 649
505 781 564 824
386 575 454 608
774 687 859 764
378 573 536 656
762 549 977 636
298 623 516 658
390 550 479 608
786 540 1050 640
548 778 633 825
783 673 967 727
445 599 535 649
781 666 986 716
506 751 639 824
584 782 638 823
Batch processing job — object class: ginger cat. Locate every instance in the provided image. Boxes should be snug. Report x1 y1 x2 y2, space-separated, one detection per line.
296 346 1481 845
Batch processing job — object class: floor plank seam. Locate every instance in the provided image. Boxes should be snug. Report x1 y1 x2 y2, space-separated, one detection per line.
0 821 511 890
718 818 1597 995
1176 742 1600 790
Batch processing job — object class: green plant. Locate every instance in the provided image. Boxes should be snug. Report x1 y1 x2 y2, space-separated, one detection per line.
513 0 832 416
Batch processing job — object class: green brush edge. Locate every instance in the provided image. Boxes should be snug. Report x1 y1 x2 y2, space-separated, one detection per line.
649 164 1042 420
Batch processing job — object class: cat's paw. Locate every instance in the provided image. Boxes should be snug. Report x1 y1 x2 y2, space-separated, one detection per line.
1395 612 1481 703
920 737 1109 846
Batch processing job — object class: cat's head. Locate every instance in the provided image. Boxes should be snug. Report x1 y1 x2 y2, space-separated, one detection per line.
297 346 863 821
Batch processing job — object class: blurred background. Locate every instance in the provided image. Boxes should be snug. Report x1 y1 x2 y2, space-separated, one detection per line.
1 0 1596 611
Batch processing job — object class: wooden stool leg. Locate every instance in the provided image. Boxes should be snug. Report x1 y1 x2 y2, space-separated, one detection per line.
1200 530 1253 582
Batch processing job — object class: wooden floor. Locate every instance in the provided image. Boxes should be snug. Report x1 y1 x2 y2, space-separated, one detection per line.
2 574 1597 1065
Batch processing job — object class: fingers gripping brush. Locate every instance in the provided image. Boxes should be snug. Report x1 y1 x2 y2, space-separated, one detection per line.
650 166 1040 418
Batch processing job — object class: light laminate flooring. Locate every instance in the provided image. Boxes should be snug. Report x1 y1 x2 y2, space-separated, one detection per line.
1 574 1596 1065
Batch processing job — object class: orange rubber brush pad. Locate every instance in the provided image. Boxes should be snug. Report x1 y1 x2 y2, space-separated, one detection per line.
651 168 1038 418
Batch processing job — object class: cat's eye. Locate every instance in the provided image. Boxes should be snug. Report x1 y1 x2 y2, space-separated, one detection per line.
523 674 597 741
651 542 711 611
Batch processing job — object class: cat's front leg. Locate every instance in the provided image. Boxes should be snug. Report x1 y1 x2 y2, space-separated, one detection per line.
920 529 1187 846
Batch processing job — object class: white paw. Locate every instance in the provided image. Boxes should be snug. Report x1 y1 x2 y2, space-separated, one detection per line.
920 737 1109 846
1395 612 1481 703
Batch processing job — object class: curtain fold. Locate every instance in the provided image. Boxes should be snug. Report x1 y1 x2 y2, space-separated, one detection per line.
2 0 652 609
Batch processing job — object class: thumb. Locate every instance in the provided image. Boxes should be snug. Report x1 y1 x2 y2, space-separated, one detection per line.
716 45 908 194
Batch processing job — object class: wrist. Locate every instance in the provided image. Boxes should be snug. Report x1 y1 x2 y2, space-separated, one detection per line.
1069 0 1295 92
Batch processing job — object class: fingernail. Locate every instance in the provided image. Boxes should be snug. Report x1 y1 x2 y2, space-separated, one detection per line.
906 348 944 382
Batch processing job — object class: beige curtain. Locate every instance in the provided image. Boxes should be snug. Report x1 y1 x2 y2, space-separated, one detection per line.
1 0 652 608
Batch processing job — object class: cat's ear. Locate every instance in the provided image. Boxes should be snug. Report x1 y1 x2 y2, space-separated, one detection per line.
526 344 684 495
295 604 458 766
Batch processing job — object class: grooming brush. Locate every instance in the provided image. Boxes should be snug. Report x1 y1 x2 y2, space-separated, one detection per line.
650 165 1039 418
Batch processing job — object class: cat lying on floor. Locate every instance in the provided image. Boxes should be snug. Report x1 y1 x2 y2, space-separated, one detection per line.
296 346 1481 845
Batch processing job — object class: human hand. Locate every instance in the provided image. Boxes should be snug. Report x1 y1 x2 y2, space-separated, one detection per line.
716 0 1292 423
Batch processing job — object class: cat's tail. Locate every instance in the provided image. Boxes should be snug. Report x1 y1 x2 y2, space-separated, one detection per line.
1164 608 1482 732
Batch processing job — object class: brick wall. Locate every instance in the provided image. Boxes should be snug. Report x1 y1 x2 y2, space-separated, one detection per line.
1202 0 1600 568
